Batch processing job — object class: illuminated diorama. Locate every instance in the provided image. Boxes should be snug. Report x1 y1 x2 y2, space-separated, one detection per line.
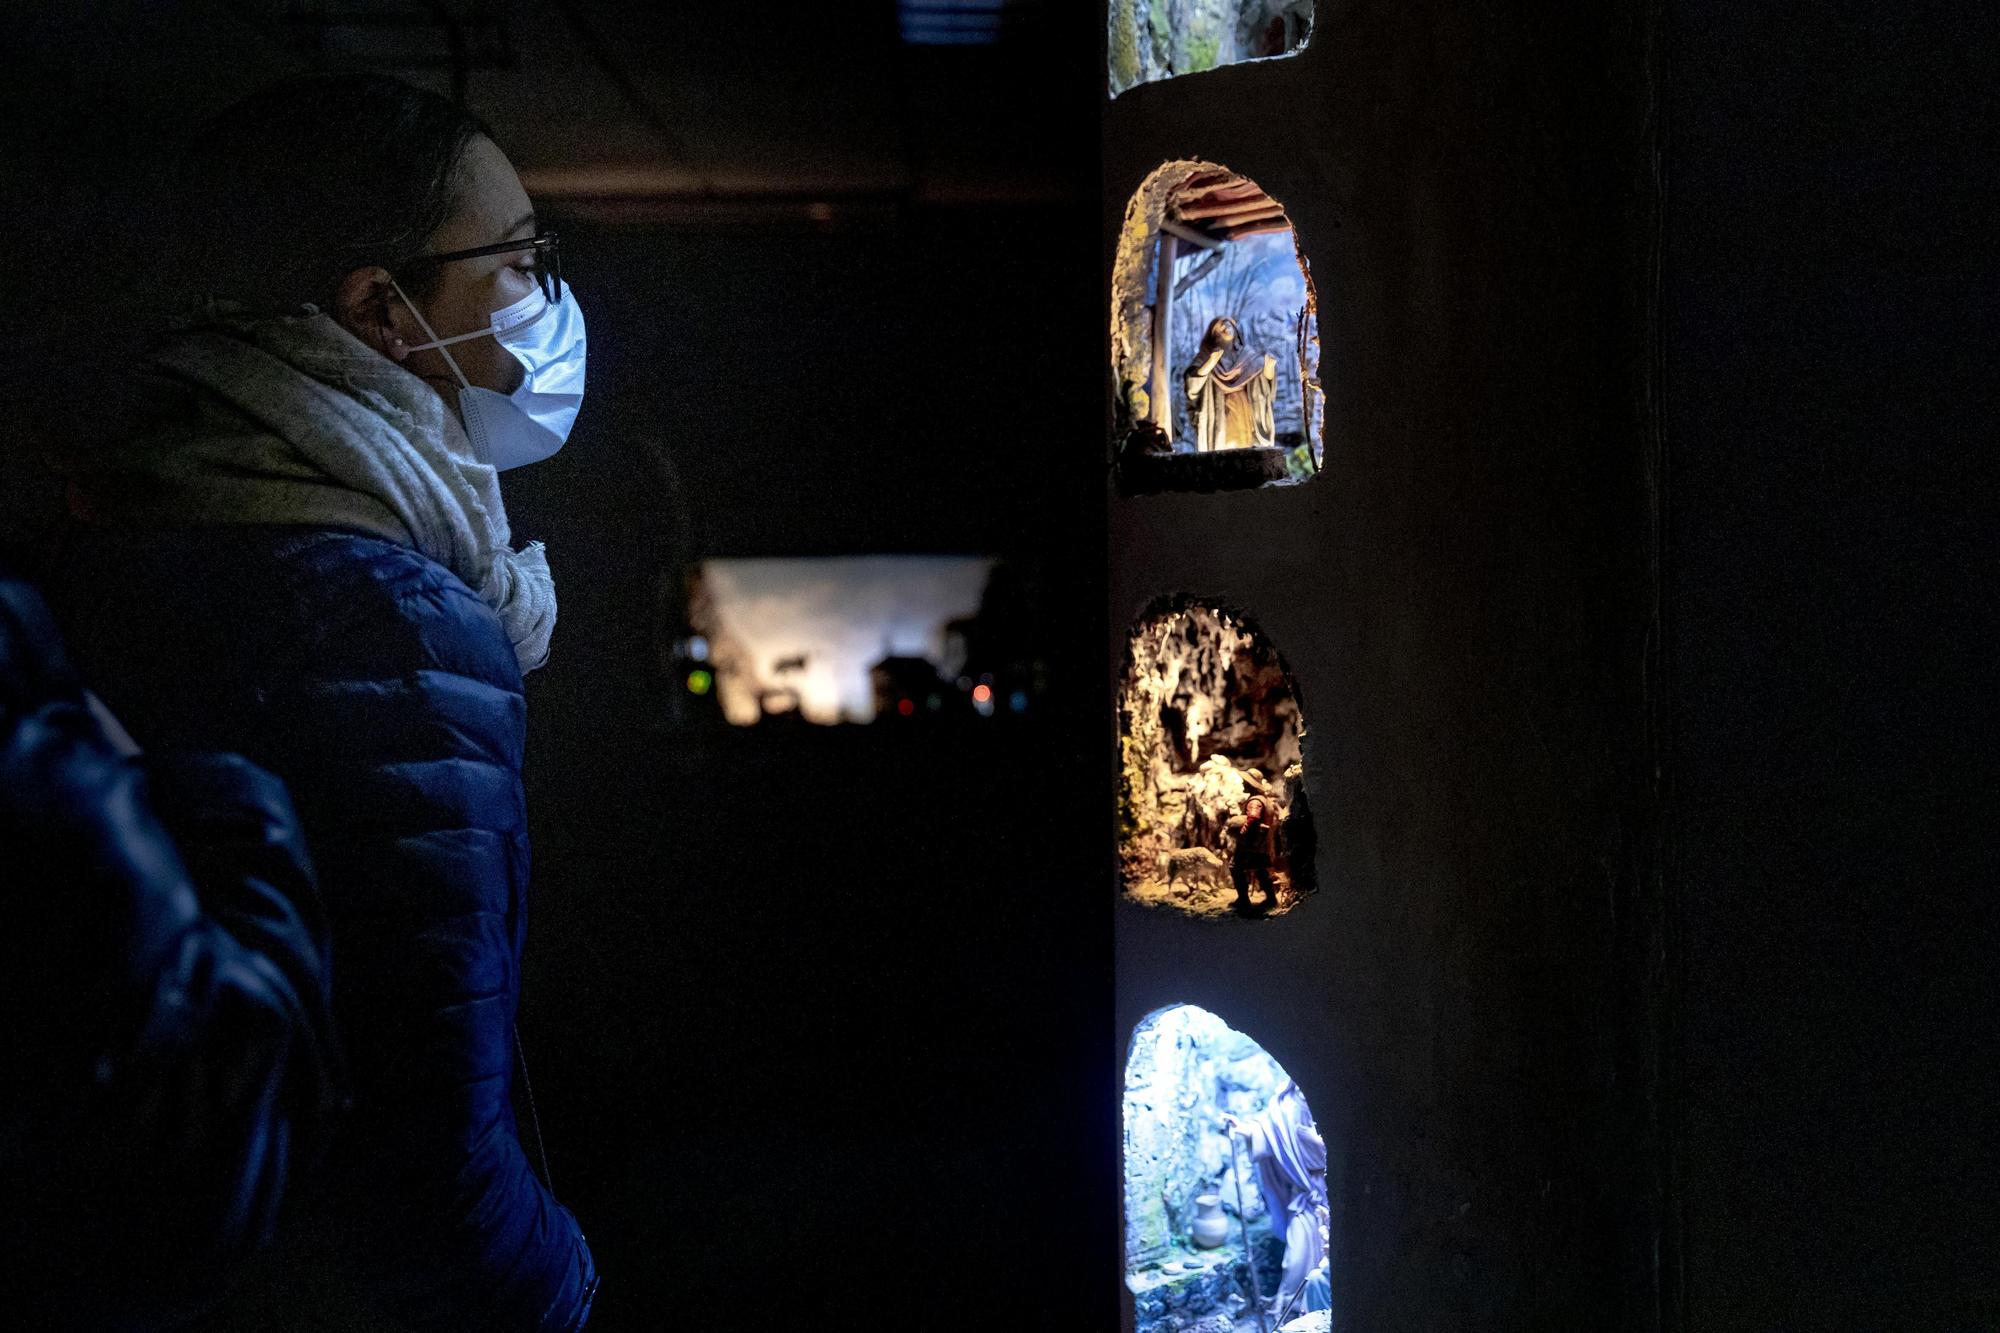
672 556 1045 727
1112 162 1320 495
1108 0 1315 97
1120 601 1314 918
1125 1004 1331 1332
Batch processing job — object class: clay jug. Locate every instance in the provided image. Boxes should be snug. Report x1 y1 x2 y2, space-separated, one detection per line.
1190 1194 1229 1248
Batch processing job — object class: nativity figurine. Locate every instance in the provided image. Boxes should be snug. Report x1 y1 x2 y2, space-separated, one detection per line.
1185 316 1278 452
1226 1077 1330 1323
1227 793 1281 915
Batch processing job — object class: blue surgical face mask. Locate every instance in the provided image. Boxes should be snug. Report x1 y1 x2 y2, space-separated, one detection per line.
390 277 587 470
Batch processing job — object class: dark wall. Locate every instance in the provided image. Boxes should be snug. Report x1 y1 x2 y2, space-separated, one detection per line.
500 204 1118 1328
0 77 168 549
1110 0 1997 1323
1106 1 1661 1327
499 211 1107 728
1664 2 1998 1326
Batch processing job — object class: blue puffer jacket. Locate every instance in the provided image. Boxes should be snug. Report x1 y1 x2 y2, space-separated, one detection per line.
53 524 597 1332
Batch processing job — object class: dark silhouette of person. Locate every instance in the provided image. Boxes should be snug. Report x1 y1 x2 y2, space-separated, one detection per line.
2 557 342 1330
1229 793 1281 916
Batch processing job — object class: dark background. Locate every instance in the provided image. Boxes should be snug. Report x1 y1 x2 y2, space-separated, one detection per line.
1663 0 1998 1325
4 0 1996 1327
3 2 1119 1327
505 215 1117 1326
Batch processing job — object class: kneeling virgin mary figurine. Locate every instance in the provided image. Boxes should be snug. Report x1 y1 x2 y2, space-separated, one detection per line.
1185 316 1277 452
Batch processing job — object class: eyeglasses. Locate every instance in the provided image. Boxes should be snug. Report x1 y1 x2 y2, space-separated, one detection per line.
398 230 564 304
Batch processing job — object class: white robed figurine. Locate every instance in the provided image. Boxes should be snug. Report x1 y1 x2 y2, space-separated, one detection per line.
1227 1077 1329 1320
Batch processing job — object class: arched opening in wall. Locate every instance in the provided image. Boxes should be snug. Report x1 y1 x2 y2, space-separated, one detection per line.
1112 161 1321 495
1120 600 1315 917
1124 1004 1331 1332
1108 0 1315 97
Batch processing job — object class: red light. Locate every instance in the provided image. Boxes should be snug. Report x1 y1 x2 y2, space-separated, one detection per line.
972 684 993 703
897 698 915 717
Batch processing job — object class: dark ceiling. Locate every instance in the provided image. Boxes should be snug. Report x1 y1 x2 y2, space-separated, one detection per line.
13 0 1094 215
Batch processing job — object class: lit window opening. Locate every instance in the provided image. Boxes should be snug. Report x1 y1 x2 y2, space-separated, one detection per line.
1113 161 1323 494
1119 600 1316 918
1124 1004 1331 1330
1108 0 1315 96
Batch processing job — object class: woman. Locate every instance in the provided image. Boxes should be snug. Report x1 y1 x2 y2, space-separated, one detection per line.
54 74 596 1330
1184 315 1278 451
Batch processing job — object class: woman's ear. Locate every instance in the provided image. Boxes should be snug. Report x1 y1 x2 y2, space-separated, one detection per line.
332 265 410 361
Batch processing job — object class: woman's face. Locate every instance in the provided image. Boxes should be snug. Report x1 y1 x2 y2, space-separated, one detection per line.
368 135 540 402
1215 320 1236 347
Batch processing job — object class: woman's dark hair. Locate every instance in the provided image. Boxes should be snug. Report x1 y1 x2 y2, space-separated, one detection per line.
178 73 494 313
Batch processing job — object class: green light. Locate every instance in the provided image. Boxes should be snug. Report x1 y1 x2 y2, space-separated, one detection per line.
687 669 713 695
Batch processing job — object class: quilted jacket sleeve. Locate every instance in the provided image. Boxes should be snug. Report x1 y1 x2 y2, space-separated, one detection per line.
0 567 341 1329
270 540 596 1332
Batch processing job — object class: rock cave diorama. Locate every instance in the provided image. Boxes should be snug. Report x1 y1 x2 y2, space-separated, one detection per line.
1108 0 1315 97
1120 601 1314 918
1113 161 1321 495
1125 1004 1331 1333
671 556 1047 728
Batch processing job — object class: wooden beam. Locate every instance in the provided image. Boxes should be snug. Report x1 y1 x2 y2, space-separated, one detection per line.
1173 245 1229 299
1178 170 1237 193
1177 197 1284 224
1160 219 1228 252
1179 180 1268 208
1175 197 1266 220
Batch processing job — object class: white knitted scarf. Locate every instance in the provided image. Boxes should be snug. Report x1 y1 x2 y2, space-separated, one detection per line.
79 305 556 674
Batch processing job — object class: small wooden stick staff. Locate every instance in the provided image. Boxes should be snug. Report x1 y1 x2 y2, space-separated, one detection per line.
1229 1130 1271 1333
1295 305 1321 475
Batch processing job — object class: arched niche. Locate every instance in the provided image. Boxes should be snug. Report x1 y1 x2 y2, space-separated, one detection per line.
1123 1004 1330 1331
1119 600 1315 918
1108 0 1315 97
1112 161 1322 495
